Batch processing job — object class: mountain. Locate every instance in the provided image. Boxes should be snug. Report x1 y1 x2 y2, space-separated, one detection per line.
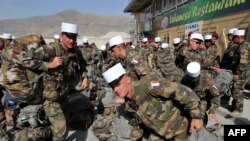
0 10 133 38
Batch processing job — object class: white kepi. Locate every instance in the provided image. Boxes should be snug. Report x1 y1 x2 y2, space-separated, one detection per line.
187 62 201 78
61 22 78 34
102 63 126 84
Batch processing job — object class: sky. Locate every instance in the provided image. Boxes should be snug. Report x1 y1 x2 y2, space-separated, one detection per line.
0 0 132 20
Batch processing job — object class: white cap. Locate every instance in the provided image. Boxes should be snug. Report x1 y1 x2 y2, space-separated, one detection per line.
233 29 245 36
102 63 126 84
99 45 106 51
54 35 60 39
108 35 124 47
228 28 238 35
190 33 204 41
12 35 16 40
3 33 12 39
61 22 78 34
204 34 212 40
173 38 181 44
187 62 201 78
83 37 88 43
154 37 161 42
161 43 169 48
142 38 148 42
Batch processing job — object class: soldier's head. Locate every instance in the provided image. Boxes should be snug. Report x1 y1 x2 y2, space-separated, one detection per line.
204 34 212 48
2 33 12 46
186 62 201 82
189 33 204 50
154 37 161 47
82 37 89 47
233 29 246 44
108 35 126 59
60 22 78 50
212 32 219 44
173 37 181 48
53 34 60 43
227 28 238 42
141 37 148 47
103 63 132 99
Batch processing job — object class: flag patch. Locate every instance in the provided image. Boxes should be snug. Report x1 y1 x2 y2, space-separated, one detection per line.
150 80 160 89
131 58 139 64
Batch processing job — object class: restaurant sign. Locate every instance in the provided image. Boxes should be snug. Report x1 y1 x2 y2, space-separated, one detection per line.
164 0 250 28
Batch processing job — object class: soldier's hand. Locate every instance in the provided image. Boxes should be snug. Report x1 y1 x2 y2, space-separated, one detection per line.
208 113 219 123
115 97 125 107
81 77 89 90
189 118 204 132
48 57 63 69
211 67 220 73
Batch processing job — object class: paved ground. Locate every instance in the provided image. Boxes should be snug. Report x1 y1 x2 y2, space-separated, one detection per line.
67 97 250 141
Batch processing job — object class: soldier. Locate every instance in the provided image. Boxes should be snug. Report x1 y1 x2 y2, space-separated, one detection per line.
181 33 205 72
173 37 185 68
79 36 99 100
181 62 220 123
2 33 12 47
203 34 220 72
156 42 184 82
228 29 250 117
53 34 60 43
108 35 152 81
227 28 238 46
102 63 204 141
0 33 51 140
30 22 89 140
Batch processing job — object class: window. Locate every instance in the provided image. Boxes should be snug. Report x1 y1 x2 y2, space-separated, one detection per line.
164 0 167 7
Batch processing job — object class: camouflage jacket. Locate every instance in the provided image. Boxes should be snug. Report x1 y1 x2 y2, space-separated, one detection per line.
121 48 152 81
156 47 184 82
220 43 240 74
0 34 46 101
31 43 88 92
79 46 99 66
203 45 220 70
125 71 203 139
174 45 186 68
181 70 220 114
238 41 250 79
182 48 205 72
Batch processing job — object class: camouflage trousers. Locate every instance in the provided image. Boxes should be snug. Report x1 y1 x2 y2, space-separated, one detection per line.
43 100 67 141
232 80 245 112
148 117 188 141
0 111 6 140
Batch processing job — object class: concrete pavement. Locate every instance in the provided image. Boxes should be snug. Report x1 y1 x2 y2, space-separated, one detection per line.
67 98 250 141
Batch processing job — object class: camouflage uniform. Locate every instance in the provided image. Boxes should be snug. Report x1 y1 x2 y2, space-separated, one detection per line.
80 46 99 99
174 44 186 69
182 48 205 72
203 45 220 70
156 47 184 82
125 71 203 141
122 47 152 81
0 34 50 140
231 41 250 112
181 70 220 115
31 43 88 140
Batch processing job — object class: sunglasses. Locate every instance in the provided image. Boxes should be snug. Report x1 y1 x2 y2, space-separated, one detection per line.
192 40 201 45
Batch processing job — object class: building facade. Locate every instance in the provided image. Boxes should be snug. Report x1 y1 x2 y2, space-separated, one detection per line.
124 0 250 54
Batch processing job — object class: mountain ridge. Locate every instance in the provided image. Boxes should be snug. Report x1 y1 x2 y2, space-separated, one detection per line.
0 10 132 38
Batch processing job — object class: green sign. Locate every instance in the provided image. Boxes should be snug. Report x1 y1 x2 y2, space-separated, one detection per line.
166 0 250 28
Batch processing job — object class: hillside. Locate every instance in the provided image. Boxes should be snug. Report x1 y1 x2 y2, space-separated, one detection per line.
0 10 133 38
